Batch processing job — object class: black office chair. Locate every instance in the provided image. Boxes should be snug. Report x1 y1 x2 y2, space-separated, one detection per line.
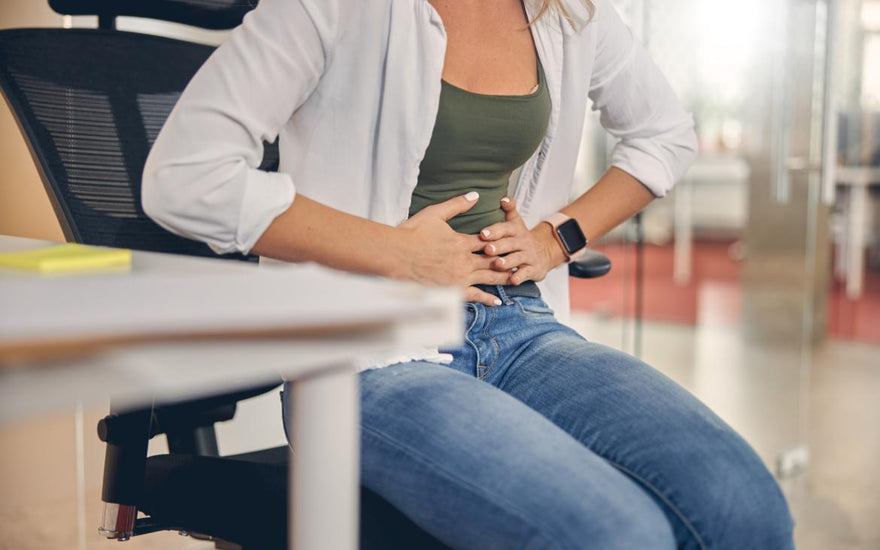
0 1 611 548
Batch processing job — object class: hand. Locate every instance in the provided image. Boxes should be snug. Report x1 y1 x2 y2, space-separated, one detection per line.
397 192 512 306
479 197 567 285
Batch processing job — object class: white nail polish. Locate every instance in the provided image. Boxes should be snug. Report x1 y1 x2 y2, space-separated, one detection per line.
493 298 502 306
465 191 479 202
501 197 511 203
481 229 491 237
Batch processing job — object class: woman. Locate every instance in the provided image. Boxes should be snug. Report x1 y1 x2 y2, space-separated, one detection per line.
143 0 795 548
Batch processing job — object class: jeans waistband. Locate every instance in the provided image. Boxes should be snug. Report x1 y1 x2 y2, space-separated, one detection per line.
473 280 541 299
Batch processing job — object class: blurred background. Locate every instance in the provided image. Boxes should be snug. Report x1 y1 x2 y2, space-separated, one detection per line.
571 1 880 549
0 0 878 549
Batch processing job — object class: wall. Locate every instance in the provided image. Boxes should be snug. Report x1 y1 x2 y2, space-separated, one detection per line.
0 1 65 240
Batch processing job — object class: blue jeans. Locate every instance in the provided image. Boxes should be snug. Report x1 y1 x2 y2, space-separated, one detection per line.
284 290 794 550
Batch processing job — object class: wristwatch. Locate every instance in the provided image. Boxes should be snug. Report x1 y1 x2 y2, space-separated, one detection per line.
541 213 589 262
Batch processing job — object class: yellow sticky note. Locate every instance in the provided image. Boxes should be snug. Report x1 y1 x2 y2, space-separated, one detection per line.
0 243 132 273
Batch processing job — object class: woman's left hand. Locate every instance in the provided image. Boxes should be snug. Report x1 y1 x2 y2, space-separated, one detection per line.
479 197 567 285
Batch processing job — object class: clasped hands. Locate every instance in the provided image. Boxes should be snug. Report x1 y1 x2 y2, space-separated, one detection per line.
397 191 566 306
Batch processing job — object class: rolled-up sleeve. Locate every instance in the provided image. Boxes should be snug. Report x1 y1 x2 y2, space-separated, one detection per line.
587 0 698 197
142 0 339 254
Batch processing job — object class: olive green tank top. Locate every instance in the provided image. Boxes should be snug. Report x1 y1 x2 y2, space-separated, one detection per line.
408 59 551 235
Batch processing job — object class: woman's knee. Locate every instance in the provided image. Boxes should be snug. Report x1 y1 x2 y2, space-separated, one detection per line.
682 434 794 550
526 489 675 550
510 457 676 550
714 460 794 549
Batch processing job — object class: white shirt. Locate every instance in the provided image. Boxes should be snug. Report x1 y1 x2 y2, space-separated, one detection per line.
142 0 697 362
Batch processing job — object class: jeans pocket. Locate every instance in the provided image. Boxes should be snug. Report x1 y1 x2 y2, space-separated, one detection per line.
515 296 555 317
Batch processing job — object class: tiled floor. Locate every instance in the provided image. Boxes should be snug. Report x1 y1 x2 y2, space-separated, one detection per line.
572 235 880 550
567 240 880 549
567 314 880 550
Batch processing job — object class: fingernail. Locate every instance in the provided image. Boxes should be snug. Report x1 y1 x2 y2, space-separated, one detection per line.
493 298 502 306
465 191 479 202
481 229 491 237
501 196 511 203
487 244 496 253
496 257 505 265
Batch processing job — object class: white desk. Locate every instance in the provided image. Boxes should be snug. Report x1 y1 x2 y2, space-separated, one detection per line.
0 235 462 550
835 166 880 299
673 155 751 285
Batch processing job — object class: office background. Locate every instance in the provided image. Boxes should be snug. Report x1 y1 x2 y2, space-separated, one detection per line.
1 0 878 549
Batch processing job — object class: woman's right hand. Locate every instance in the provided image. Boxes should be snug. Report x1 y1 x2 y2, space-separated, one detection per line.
397 192 511 306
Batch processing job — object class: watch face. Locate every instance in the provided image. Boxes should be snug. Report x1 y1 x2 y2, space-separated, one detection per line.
557 218 587 254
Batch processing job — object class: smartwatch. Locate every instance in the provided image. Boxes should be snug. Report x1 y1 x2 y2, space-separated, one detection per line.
541 213 589 262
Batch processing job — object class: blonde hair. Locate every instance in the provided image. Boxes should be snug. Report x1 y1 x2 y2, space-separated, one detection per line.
532 0 596 27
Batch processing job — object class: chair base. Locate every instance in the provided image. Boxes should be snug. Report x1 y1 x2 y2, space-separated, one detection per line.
98 502 137 541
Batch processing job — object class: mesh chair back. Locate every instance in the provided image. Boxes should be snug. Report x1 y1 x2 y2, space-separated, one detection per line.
50 0 260 30
0 27 276 259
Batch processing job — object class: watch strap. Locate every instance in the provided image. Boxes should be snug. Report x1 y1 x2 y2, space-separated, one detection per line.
541 213 589 262
542 212 571 231
541 213 573 262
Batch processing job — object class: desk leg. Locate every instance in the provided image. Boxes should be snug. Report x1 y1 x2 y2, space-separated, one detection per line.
846 185 867 300
673 179 693 287
289 365 359 550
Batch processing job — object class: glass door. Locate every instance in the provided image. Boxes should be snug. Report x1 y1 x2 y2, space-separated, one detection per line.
570 0 848 545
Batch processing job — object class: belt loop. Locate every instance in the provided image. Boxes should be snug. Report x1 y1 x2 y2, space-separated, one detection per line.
495 285 514 305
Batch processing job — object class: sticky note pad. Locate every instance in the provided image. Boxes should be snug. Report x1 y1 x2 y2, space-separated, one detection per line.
0 243 132 273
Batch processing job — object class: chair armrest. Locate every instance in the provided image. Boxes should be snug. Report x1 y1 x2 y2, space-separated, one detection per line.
568 249 612 278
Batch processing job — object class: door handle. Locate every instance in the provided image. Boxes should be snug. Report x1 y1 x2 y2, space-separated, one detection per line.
770 0 793 204
819 0 839 206
771 0 839 206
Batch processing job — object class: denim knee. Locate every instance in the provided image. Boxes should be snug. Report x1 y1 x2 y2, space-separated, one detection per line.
695 450 795 550
528 488 676 550
720 478 794 550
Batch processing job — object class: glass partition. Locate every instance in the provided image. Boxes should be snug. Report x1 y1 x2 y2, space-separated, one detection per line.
570 0 879 546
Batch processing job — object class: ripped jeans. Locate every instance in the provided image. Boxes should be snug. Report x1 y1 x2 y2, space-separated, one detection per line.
284 287 794 550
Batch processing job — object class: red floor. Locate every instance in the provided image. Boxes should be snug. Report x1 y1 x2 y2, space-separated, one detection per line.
569 241 880 345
